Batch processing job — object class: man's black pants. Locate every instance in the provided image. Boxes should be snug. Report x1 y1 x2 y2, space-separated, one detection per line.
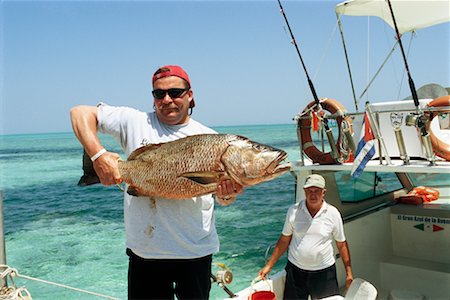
283 261 340 300
127 249 212 300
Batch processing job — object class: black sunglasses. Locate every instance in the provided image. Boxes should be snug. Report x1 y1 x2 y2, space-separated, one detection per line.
152 88 189 100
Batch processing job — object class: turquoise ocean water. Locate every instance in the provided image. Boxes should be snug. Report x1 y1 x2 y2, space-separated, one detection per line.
0 124 303 299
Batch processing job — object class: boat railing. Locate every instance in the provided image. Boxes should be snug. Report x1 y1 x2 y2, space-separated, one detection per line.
294 98 450 168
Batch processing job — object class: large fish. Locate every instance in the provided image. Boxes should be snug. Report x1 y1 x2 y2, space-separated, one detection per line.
78 134 290 199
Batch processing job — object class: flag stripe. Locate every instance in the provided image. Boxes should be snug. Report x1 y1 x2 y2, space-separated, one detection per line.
363 113 375 142
351 113 376 178
351 140 375 177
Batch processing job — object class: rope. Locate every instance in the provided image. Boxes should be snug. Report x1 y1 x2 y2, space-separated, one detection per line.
0 286 31 300
0 267 18 280
396 31 415 101
16 275 119 300
358 40 399 101
313 17 339 81
0 265 31 300
0 265 118 300
339 120 352 162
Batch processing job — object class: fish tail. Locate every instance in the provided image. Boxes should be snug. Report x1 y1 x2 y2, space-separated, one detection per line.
77 149 100 186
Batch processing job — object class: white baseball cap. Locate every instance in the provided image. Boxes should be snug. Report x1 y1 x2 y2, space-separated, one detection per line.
303 174 326 189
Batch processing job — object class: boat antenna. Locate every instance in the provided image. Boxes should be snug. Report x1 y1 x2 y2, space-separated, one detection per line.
276 0 320 107
386 0 435 165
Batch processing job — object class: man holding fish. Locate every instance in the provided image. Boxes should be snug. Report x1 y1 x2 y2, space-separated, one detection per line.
70 65 245 300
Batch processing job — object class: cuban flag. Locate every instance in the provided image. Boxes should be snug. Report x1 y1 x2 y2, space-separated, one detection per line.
351 113 376 178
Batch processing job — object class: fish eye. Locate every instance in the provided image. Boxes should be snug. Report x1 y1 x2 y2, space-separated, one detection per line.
252 145 262 152
252 143 264 150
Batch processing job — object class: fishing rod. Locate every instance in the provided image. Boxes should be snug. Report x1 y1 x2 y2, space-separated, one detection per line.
276 0 341 162
386 0 435 165
276 0 320 106
386 0 419 111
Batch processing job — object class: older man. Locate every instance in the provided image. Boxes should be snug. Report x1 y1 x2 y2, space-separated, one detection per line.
258 174 353 299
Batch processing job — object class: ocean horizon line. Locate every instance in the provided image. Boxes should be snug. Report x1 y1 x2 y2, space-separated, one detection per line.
0 122 296 138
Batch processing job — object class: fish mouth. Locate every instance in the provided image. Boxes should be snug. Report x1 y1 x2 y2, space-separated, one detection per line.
268 151 291 175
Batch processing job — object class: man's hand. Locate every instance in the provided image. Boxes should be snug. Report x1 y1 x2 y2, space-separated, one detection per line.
215 179 243 206
93 151 122 186
345 275 353 291
258 265 272 280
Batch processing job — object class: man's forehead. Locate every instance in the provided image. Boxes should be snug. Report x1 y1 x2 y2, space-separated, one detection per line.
153 76 185 86
304 187 325 192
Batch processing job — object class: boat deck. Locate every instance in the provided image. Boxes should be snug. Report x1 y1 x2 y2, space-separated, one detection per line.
339 203 450 299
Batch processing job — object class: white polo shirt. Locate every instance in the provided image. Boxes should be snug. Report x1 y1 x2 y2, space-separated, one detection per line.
282 200 345 271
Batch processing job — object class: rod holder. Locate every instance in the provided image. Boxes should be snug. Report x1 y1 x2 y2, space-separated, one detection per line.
390 113 409 165
405 112 436 165
421 133 436 166
295 116 305 166
326 128 340 162
393 128 410 165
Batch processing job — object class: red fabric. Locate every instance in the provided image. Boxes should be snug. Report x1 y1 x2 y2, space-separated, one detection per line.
396 186 440 205
312 111 319 132
363 113 375 142
152 65 191 85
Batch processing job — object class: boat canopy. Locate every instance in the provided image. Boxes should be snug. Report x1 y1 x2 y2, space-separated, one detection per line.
336 0 450 34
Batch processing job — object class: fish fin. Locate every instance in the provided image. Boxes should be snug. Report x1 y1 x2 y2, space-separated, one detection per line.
126 185 145 197
77 175 101 186
181 172 223 185
77 150 100 186
127 144 163 160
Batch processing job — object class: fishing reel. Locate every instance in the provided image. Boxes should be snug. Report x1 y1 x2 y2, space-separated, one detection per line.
211 262 235 297
405 112 428 131
404 112 435 165
212 262 233 285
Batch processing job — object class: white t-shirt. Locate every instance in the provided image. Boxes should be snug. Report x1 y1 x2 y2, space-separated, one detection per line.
282 200 345 271
97 103 219 259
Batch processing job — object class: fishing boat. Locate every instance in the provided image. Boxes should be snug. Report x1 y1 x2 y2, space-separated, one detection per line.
1 1 448 299
223 0 450 299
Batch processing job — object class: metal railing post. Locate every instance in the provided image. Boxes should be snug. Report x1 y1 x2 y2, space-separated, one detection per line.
0 190 6 287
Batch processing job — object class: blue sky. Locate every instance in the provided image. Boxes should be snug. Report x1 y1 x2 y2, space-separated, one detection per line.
1 0 449 135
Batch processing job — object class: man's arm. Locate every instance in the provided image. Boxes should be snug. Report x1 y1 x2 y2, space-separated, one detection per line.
70 105 121 186
336 240 353 290
258 234 292 279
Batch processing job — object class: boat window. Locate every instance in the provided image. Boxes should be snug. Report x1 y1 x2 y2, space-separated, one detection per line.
407 173 450 188
335 171 403 203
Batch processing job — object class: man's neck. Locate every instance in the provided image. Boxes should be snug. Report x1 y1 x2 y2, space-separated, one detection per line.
306 200 323 217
